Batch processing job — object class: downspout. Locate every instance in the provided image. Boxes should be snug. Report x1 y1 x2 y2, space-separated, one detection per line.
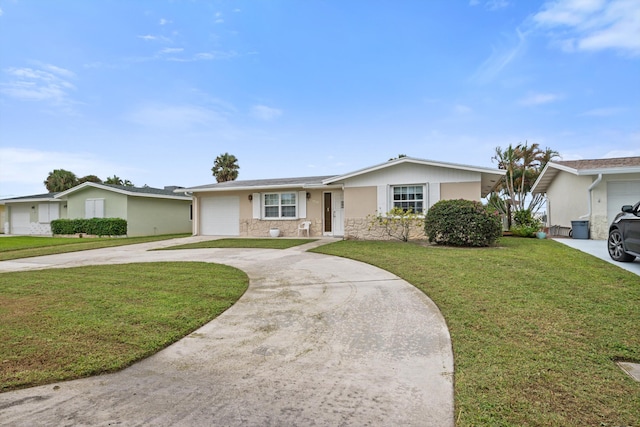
579 174 602 220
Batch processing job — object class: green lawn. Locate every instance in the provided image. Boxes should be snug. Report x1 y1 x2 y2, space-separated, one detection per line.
2 236 638 425
160 238 317 250
0 262 248 392
311 238 640 427
0 234 190 261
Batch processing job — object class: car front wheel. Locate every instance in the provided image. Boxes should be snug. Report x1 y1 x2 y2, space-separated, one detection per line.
608 228 635 262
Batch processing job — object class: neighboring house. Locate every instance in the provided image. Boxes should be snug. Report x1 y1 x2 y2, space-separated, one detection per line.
531 156 640 240
176 157 506 239
2 183 192 237
1 193 62 235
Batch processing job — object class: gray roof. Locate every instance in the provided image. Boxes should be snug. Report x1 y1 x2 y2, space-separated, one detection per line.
554 157 640 170
180 176 338 192
532 156 640 194
1 192 60 203
98 184 185 196
54 182 191 200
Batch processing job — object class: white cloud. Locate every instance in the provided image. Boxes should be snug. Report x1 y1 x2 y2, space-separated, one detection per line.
250 105 283 121
518 92 562 106
486 0 509 10
603 149 640 157
160 47 184 54
471 27 526 83
533 0 640 55
454 104 473 114
126 104 228 129
581 107 625 116
159 18 171 25
138 34 157 41
0 65 78 112
0 148 126 197
469 0 509 9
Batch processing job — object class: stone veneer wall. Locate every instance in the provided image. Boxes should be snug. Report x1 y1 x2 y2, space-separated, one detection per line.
242 219 323 238
589 214 609 240
344 217 427 240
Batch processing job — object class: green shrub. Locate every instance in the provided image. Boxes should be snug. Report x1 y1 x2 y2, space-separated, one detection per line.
51 218 127 236
510 209 541 238
424 199 502 247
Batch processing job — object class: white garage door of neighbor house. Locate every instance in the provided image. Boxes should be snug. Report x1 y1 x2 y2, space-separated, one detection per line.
607 181 640 225
200 196 240 236
10 205 31 234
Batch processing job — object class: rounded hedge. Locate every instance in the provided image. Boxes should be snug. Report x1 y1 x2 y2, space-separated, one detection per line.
424 199 502 247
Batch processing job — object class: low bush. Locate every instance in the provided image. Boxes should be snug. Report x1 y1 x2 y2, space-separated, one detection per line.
510 209 540 238
424 199 502 247
51 218 127 236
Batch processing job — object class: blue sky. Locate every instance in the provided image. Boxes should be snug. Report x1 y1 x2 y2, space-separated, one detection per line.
1 0 639 197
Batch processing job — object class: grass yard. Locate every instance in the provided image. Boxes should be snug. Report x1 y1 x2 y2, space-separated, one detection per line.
160 238 317 250
0 262 248 392
312 238 640 427
0 234 191 261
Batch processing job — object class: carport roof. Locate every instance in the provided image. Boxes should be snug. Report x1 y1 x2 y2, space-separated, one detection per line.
532 156 640 194
0 193 60 204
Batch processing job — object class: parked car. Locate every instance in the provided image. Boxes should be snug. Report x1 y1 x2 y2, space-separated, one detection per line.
608 201 640 262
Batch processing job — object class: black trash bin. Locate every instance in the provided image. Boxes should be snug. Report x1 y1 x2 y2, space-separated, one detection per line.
571 220 589 239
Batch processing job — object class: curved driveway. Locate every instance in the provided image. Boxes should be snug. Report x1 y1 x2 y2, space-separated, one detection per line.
0 237 454 426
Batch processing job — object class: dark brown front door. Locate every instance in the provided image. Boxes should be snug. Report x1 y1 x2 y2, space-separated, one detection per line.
324 192 332 233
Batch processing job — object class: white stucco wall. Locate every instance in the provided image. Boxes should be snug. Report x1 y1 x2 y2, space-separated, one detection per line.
546 172 592 229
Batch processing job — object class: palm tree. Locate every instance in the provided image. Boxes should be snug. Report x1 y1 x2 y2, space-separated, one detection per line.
490 142 560 215
44 169 78 192
78 175 103 184
212 152 240 182
105 175 123 185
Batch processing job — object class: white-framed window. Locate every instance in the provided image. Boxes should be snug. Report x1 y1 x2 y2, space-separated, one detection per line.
392 185 424 213
264 192 297 218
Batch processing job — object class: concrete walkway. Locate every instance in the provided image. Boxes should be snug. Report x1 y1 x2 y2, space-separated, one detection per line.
0 237 454 426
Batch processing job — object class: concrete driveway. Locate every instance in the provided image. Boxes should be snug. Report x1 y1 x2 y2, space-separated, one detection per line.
554 238 640 276
0 237 454 426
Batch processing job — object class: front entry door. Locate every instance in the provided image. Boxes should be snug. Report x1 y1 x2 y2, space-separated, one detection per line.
323 191 344 236
324 192 332 233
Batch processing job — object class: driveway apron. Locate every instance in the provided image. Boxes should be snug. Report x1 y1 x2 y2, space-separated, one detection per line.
0 238 454 426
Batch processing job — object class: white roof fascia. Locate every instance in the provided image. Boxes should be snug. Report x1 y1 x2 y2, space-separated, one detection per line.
322 156 505 184
2 197 60 204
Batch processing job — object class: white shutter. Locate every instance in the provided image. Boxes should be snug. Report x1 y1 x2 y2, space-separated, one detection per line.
95 199 104 218
252 193 261 219
85 200 94 218
49 204 59 221
298 191 307 218
38 203 49 223
377 185 388 215
85 199 105 218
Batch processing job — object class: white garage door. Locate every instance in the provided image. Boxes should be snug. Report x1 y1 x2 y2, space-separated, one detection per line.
10 205 31 235
200 196 240 236
607 181 640 225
